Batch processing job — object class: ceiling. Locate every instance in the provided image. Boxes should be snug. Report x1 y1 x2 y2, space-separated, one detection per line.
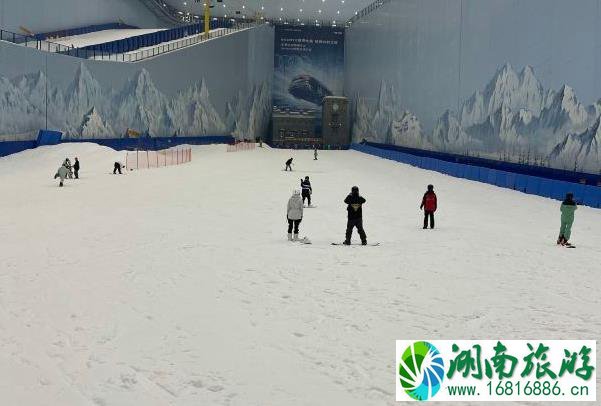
162 0 376 24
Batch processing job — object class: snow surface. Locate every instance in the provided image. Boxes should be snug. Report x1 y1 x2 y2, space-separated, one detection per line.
0 143 600 405
44 29 167 49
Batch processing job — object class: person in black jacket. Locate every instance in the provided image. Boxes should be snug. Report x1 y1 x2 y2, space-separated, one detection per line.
285 158 293 171
300 176 312 206
344 186 367 245
73 157 80 179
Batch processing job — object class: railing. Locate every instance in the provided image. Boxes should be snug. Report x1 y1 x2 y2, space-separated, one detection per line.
35 22 138 41
0 22 260 62
227 142 256 152
126 147 191 170
346 0 394 27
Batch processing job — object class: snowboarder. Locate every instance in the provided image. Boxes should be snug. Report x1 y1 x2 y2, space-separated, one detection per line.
301 176 312 206
557 192 577 247
113 161 123 174
420 184 437 229
344 186 367 245
285 158 293 171
54 163 69 187
63 158 73 179
314 147 318 160
73 157 80 179
287 189 303 241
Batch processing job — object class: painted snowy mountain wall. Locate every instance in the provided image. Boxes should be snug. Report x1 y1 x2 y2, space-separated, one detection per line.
352 64 601 173
0 62 271 141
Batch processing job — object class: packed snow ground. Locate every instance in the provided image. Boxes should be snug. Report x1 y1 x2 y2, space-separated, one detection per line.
0 143 599 405
45 29 167 48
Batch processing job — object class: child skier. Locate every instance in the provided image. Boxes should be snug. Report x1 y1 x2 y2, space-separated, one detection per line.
113 161 124 174
285 158 293 171
54 163 69 187
73 157 80 179
344 186 367 245
287 189 303 241
63 158 73 179
300 176 312 207
557 192 577 247
420 184 437 229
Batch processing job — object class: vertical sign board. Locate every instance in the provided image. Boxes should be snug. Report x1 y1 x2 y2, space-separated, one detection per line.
273 25 345 114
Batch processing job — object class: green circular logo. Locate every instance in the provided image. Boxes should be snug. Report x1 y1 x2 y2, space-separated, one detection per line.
398 341 445 401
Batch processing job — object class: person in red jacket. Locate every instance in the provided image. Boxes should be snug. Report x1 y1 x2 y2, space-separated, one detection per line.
420 184 437 229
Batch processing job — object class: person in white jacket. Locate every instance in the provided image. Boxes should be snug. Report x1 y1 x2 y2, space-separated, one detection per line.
54 164 69 187
287 189 304 241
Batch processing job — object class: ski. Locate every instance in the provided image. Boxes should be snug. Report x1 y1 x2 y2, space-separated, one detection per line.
331 242 380 246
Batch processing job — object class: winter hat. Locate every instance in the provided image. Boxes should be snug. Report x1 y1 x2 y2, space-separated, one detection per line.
293 189 301 196
566 192 574 200
427 184 434 191
305 176 309 180
351 186 359 193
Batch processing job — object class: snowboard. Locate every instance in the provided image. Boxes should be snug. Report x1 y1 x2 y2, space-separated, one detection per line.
291 237 312 244
331 242 380 246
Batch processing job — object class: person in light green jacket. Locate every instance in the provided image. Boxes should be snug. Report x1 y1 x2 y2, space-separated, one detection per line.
557 193 577 246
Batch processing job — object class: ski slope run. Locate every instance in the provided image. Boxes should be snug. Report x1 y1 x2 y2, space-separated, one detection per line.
0 143 599 405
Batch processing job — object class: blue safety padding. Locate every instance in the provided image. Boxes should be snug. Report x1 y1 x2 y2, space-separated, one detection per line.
582 186 601 208
571 183 587 204
494 170 508 188
538 179 553 198
514 174 528 192
525 176 541 195
37 130 62 145
487 169 498 185
477 167 489 182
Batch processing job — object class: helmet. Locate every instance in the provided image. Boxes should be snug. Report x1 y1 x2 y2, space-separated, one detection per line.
351 186 359 193
427 184 434 191
305 176 309 180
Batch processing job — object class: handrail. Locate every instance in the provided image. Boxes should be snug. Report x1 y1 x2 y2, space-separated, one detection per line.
345 0 394 27
0 22 263 63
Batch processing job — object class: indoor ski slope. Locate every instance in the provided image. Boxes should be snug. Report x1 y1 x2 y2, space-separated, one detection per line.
0 143 599 405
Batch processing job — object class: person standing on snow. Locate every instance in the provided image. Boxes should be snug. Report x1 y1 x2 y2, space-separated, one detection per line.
344 186 367 245
73 157 80 179
54 163 69 187
63 158 73 179
420 184 437 229
113 161 124 174
300 176 312 207
285 157 293 171
314 147 318 161
557 192 577 247
287 189 303 241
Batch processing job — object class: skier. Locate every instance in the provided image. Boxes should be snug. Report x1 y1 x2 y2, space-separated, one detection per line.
73 157 80 179
557 192 577 247
420 184 437 229
285 157 293 171
287 189 303 241
53 163 69 187
314 147 318 160
300 176 312 207
113 161 123 174
63 158 73 179
344 186 367 245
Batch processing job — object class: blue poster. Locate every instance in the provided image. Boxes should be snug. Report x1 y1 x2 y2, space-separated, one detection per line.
274 25 345 112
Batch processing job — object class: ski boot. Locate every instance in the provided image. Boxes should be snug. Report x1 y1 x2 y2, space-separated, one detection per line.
287 233 293 241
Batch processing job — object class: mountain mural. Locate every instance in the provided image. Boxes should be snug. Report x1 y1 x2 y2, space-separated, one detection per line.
0 62 271 142
353 63 601 174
